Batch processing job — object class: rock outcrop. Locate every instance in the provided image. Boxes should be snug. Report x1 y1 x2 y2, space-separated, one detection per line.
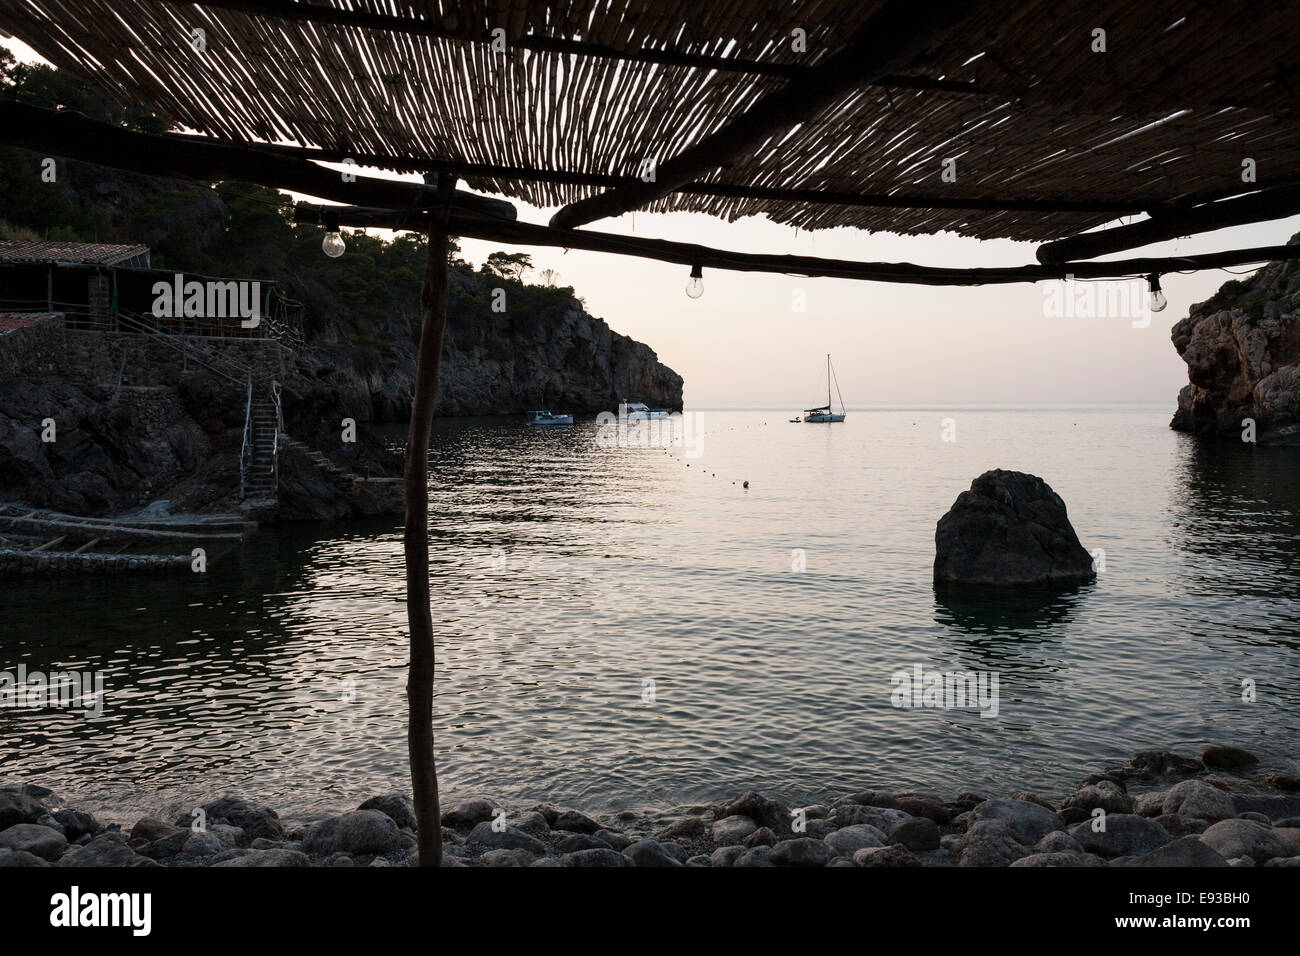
0 267 680 520
934 469 1096 587
1171 237 1300 444
304 265 683 420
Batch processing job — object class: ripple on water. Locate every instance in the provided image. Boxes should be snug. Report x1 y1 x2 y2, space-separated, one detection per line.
2 408 1299 821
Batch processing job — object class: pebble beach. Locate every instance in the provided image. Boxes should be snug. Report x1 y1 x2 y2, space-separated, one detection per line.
4 745 1299 868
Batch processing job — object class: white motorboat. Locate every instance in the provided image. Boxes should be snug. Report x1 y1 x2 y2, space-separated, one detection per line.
618 401 670 420
803 354 846 423
526 410 574 426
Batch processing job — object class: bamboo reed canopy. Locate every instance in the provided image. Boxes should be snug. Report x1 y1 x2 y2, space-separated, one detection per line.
4 0 1300 257
7 0 1300 871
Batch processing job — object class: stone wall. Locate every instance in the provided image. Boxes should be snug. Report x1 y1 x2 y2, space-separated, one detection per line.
0 322 400 519
0 314 66 378
59 330 290 389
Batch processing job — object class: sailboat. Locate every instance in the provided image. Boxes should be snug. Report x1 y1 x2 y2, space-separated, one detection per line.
803 354 846 423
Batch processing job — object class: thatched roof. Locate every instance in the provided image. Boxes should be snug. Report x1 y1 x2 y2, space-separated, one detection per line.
3 0 1299 243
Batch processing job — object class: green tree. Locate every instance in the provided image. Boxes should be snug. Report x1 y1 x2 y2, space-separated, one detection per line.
483 251 533 282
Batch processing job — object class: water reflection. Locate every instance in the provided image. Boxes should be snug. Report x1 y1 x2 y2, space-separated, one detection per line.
1169 437 1300 576
1166 436 1300 655
933 581 1089 636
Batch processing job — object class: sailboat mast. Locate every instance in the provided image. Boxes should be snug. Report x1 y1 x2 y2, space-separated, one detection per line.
826 353 831 409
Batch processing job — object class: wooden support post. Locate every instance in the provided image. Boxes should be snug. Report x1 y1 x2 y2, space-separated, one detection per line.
405 173 456 867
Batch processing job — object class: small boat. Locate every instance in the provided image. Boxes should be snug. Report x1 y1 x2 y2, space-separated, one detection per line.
789 417 801 423
803 354 846 423
618 401 670 420
526 410 574 426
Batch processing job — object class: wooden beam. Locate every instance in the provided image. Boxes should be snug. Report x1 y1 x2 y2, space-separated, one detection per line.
0 101 1145 223
0 102 515 222
167 0 984 92
1037 184 1300 263
549 0 978 229
223 136 1144 215
405 174 454 868
296 202 1300 285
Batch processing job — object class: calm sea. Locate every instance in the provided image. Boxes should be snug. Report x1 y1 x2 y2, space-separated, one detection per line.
3 406 1299 822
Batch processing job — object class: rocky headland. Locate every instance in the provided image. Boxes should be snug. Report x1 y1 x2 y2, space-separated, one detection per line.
4 745 1298 868
330 264 684 420
0 267 681 522
1171 237 1300 443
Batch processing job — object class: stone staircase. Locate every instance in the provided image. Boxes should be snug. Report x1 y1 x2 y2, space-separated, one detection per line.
280 436 349 482
274 436 403 520
242 383 280 500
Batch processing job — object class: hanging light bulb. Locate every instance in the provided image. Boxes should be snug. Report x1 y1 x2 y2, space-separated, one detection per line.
322 210 346 258
685 263 704 299
1147 273 1167 312
322 232 346 258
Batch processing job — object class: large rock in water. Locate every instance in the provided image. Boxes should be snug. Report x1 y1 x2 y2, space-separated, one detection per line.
1171 236 1300 444
934 470 1095 586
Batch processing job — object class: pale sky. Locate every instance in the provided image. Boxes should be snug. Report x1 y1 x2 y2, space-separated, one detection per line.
8 37 1296 407
454 209 1300 408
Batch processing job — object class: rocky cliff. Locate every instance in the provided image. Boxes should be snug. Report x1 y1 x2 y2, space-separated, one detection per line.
1171 237 1300 444
0 264 683 520
0 325 401 518
304 264 683 421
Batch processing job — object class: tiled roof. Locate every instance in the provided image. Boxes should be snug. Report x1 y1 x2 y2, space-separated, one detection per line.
0 240 149 266
0 312 60 332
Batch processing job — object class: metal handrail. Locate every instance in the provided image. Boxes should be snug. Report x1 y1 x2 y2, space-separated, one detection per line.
239 377 253 499
116 309 251 384
269 378 284 492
